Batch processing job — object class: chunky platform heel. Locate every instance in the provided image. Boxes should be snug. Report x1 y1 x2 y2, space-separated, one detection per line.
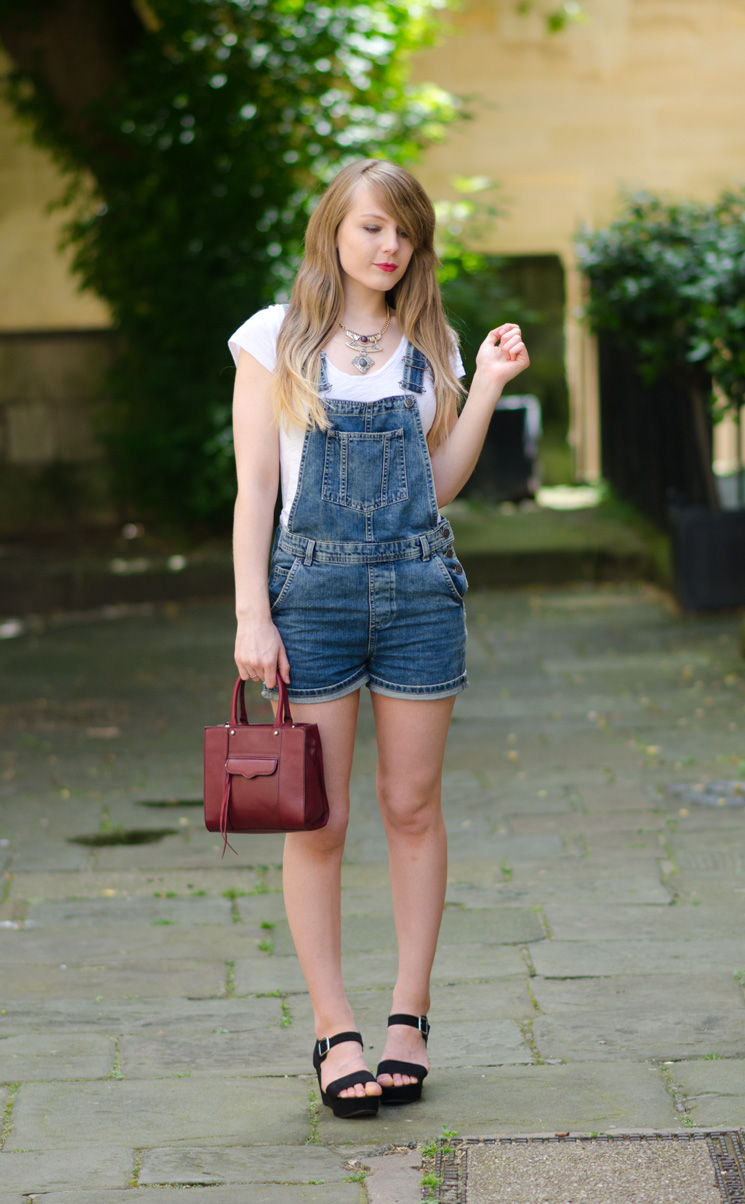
376 1013 430 1105
312 1031 380 1119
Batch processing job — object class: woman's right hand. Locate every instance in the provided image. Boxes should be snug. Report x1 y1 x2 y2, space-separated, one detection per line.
234 617 291 690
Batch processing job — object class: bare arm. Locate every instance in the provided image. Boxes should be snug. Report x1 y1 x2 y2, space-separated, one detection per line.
430 323 530 506
232 349 290 688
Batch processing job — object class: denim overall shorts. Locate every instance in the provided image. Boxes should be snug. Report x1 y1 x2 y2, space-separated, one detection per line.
267 344 468 703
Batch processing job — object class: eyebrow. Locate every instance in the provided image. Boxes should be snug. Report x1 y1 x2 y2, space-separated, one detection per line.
359 213 395 221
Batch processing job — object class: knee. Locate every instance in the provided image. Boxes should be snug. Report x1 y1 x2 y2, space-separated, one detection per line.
312 800 349 854
377 776 441 837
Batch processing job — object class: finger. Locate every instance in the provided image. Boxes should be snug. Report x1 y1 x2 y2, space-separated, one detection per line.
263 661 277 691
278 640 291 684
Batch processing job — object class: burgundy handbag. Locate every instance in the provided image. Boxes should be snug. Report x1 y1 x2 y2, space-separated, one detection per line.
204 676 329 855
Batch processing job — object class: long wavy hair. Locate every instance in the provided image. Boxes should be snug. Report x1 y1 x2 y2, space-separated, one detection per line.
273 159 463 449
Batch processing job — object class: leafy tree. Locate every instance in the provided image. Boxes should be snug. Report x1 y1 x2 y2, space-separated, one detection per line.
1 0 459 528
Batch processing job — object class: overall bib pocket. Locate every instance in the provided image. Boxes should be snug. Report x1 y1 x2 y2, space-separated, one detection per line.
321 429 408 511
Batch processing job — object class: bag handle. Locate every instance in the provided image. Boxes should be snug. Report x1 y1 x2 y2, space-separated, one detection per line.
230 675 293 728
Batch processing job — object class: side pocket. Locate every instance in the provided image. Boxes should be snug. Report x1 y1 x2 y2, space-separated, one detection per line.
269 558 300 613
433 552 468 601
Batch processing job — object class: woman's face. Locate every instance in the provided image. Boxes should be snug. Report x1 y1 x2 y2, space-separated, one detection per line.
335 184 414 296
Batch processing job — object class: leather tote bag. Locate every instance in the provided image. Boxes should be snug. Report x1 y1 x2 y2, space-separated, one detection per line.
204 676 329 855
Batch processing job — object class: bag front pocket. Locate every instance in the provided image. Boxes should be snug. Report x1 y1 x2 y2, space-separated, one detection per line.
321 429 408 512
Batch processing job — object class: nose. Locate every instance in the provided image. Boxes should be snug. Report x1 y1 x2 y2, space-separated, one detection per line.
381 226 399 255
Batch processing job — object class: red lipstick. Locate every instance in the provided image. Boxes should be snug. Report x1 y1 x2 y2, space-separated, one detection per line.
374 263 398 273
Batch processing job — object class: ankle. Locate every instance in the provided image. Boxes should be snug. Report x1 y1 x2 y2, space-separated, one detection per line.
390 998 430 1020
314 1013 358 1041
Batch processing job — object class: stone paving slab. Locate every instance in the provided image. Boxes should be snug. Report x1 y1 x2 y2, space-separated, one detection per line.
272 909 544 957
446 877 671 906
318 1063 680 1141
0 1148 135 1192
0 1034 114 1082
0 925 252 964
29 1189 363 1203
530 972 745 1015
672 1060 745 1128
543 904 745 941
0 959 226 999
508 813 668 837
6 868 267 901
531 938 745 978
90 833 286 871
533 1008 745 1061
233 944 529 996
447 854 667 883
10 1078 310 1150
0 996 281 1036
120 1029 310 1079
24 897 233 925
138 1144 351 1185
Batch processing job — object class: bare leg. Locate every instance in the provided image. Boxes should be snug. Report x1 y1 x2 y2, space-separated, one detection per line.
371 693 454 1088
281 689 381 1100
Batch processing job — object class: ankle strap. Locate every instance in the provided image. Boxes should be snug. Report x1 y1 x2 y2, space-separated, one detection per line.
387 1013 430 1043
314 1030 363 1061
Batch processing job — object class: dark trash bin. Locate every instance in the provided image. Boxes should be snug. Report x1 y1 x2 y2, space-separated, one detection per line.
464 394 541 503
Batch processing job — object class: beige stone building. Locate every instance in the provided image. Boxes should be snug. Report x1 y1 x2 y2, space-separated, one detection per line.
2 0 745 526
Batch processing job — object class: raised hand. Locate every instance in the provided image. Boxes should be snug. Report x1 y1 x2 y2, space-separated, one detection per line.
475 323 530 389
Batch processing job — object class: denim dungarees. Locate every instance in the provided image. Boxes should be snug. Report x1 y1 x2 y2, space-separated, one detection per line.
267 344 468 702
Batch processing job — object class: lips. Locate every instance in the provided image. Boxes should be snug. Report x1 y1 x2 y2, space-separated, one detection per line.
374 263 398 273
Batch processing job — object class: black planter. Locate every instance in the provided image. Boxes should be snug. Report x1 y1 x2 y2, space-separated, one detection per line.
671 506 745 610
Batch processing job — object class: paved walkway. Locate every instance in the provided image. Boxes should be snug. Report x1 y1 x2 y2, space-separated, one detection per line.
0 583 744 1201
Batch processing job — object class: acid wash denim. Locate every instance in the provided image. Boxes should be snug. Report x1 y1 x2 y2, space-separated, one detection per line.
266 344 468 702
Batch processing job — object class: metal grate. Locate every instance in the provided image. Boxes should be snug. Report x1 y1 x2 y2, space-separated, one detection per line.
428 1132 745 1204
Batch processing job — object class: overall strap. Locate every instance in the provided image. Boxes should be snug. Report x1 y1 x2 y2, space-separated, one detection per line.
399 343 429 395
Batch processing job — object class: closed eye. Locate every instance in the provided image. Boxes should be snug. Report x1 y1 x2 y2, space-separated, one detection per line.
363 225 411 239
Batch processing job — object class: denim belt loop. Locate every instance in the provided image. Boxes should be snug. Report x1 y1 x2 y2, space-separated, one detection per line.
304 539 316 566
419 534 431 561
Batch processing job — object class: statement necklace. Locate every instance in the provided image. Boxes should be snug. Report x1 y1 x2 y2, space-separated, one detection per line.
339 305 391 374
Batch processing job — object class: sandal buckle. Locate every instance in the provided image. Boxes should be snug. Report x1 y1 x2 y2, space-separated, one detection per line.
316 1037 331 1059
418 1016 430 1038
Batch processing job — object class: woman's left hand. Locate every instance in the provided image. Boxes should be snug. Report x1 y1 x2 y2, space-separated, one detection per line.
474 323 530 389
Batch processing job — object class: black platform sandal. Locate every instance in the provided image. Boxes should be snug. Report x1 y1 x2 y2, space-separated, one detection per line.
376 1013 430 1105
312 1031 380 1119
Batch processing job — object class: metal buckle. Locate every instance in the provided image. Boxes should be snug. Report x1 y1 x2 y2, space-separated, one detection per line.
316 1037 331 1059
418 1016 430 1038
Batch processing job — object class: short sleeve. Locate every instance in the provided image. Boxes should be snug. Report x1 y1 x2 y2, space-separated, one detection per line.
227 304 286 373
452 345 465 379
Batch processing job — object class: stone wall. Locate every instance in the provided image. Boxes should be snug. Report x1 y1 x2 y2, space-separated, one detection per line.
0 331 119 534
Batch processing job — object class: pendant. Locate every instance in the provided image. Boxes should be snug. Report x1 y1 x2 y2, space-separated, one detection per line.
352 353 375 373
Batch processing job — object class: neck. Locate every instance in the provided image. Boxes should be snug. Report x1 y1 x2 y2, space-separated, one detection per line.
341 281 389 328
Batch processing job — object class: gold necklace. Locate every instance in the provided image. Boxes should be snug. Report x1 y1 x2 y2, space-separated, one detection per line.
339 305 391 374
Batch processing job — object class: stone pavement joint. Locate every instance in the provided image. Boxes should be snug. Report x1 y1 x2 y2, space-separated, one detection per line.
0 584 744 1198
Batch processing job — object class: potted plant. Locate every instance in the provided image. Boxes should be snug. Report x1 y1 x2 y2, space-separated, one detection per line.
576 189 745 609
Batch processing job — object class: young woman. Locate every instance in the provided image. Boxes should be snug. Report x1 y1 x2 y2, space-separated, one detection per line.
228 159 528 1119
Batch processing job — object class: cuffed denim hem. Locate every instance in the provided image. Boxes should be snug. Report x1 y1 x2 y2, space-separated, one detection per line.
367 671 469 700
261 670 369 706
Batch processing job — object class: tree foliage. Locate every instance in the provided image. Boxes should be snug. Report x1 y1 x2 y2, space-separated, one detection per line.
2 0 460 528
576 189 745 417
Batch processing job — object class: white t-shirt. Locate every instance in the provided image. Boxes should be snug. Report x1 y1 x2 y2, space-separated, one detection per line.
228 304 464 527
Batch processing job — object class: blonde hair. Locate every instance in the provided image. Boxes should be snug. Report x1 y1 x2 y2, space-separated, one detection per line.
273 159 463 449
